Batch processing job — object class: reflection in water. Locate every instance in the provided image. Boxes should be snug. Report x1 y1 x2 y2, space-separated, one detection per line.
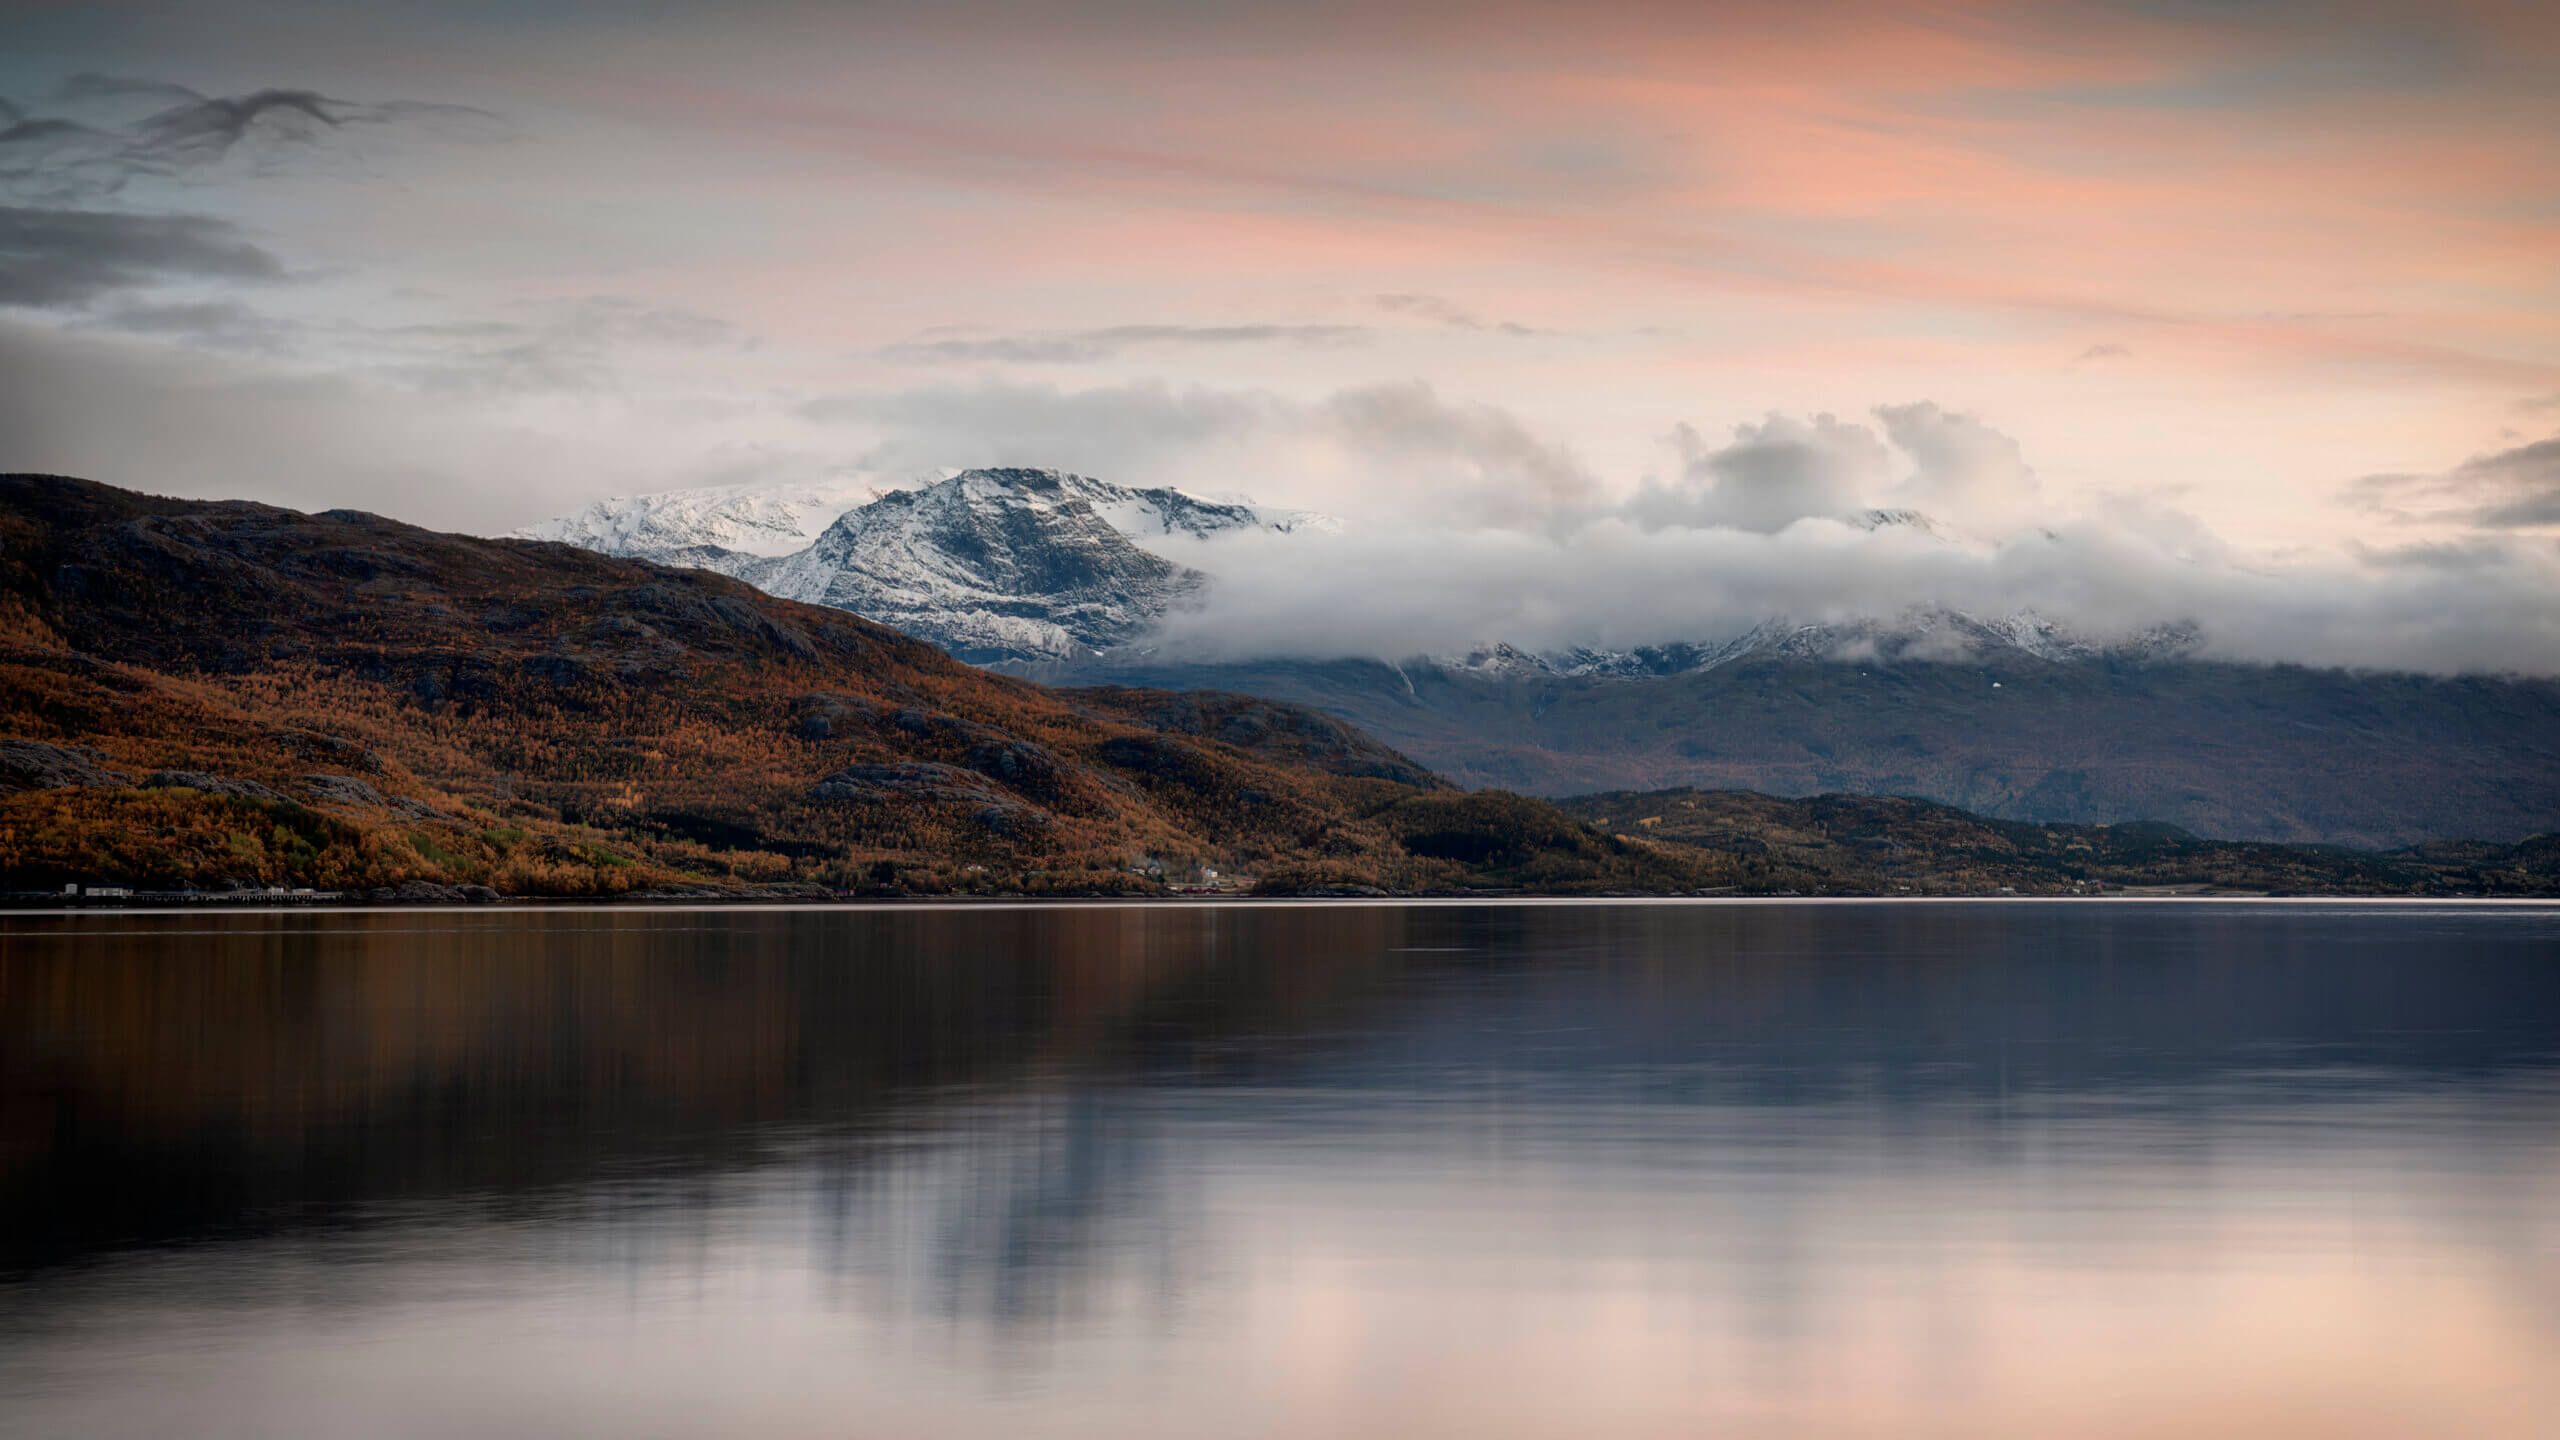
1 902 2556 1437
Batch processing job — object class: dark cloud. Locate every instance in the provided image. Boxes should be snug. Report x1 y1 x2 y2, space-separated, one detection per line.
2347 436 2560 529
1373 292 1538 335
878 323 1368 365
0 205 285 309
2 76 497 201
92 298 295 352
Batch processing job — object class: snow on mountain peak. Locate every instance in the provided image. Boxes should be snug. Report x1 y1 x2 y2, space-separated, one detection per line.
516 467 1326 665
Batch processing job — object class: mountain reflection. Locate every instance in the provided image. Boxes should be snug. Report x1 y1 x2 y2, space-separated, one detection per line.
3 903 2558 1437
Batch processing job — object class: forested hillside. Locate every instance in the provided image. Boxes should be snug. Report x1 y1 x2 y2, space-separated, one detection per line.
1556 788 2560 897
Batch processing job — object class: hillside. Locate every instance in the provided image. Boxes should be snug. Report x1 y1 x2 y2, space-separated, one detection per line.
1079 654 2560 848
1554 788 2560 897
0 475 1711 899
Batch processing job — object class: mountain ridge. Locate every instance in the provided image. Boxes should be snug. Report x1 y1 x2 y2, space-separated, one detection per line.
513 467 2560 846
522 467 1323 663
0 473 1712 898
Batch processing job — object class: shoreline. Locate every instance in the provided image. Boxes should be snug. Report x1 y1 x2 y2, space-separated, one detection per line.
6 893 2560 920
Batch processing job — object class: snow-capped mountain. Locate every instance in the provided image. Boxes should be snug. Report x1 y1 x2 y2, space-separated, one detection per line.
523 470 2175 671
741 469 1210 663
519 467 1321 664
520 468 1324 562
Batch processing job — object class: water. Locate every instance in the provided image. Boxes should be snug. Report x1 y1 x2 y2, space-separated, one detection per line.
2 901 2556 1438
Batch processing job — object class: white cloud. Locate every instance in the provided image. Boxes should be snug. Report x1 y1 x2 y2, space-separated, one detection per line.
1139 512 2560 675
805 377 1600 527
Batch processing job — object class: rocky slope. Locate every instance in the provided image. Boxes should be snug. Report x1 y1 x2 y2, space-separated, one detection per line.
739 470 1210 663
519 468 1324 663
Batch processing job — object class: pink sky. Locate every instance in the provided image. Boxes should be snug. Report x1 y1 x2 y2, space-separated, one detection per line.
3 0 2555 549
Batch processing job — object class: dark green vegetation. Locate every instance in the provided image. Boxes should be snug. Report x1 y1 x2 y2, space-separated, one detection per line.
0 475 1711 898
1556 788 2560 897
1079 654 2560 849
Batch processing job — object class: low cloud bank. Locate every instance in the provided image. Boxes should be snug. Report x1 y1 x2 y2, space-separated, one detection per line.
1143 517 2560 675
1111 402 2560 675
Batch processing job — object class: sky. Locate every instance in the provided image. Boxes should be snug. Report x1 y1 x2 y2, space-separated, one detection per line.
3 0 2558 666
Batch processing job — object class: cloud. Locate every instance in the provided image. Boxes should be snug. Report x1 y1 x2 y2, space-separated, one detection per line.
1321 381 1599 518
1618 404 2043 537
1876 402 2043 529
1628 413 1893 533
919 396 2560 676
90 298 295 352
2074 342 2130 363
2347 435 2560 529
803 377 1268 468
0 315 755 533
877 323 1369 365
804 377 1599 525
1140 496 2560 677
0 205 285 309
1 76 498 201
1373 293 1539 336
374 296 752 395
16 297 2558 677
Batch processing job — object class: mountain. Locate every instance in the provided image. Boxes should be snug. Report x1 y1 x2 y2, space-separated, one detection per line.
740 470 1210 663
521 468 1323 664
1552 787 2560 897
523 470 2560 846
1069 651 2560 849
0 474 1714 899
1431 609 2202 681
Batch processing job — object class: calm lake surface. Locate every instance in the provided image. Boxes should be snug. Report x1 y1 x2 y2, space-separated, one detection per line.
2 901 2556 1438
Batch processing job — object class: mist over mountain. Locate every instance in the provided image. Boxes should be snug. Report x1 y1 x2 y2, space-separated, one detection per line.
517 455 2560 846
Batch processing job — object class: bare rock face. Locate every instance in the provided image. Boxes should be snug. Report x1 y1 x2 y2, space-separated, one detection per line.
303 773 443 821
144 770 290 802
0 740 130 792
